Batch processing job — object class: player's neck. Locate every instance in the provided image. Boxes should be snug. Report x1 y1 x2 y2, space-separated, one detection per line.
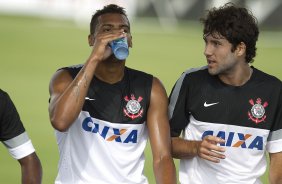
95 61 125 84
218 65 253 87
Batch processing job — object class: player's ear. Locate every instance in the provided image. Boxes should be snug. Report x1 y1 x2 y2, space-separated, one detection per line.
235 42 246 57
128 34 133 48
88 34 94 46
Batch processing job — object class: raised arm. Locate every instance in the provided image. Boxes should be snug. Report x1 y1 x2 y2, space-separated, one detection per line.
48 63 97 132
48 31 125 131
147 77 176 184
18 152 42 184
269 152 282 184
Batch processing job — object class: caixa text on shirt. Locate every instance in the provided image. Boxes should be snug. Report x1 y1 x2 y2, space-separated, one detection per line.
202 130 263 150
82 117 138 143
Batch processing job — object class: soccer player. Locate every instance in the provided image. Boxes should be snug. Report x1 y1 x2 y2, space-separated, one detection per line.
0 89 42 184
48 4 176 184
168 3 282 184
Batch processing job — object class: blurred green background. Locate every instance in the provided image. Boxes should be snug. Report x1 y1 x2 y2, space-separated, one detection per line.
0 14 281 183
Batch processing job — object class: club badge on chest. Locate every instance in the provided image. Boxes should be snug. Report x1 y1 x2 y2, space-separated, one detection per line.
248 98 268 124
123 94 143 120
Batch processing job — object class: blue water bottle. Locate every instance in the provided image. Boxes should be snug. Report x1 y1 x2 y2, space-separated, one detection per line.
110 37 129 60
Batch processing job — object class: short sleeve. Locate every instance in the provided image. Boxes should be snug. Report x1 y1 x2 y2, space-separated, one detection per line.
266 82 282 153
168 74 190 137
0 90 35 159
0 90 25 140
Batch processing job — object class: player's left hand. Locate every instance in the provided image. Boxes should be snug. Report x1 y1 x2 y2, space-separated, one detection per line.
197 135 226 163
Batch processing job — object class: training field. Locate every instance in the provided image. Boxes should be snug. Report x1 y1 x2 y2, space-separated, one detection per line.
0 14 281 183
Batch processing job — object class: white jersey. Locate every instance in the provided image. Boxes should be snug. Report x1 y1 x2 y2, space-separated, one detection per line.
54 66 153 184
179 116 267 184
55 111 148 184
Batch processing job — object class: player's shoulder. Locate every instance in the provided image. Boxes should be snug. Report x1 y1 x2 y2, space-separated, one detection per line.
55 64 83 79
174 65 208 86
60 64 83 72
0 89 9 101
254 67 282 85
49 65 79 88
0 89 14 117
126 67 153 80
0 88 6 96
182 65 208 77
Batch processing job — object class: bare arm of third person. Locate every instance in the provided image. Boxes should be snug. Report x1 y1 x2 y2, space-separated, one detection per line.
269 151 282 184
48 31 125 131
18 152 42 184
172 135 226 163
147 77 176 184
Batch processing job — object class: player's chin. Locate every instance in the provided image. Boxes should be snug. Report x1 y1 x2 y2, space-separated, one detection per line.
113 56 126 63
208 68 218 76
107 55 125 64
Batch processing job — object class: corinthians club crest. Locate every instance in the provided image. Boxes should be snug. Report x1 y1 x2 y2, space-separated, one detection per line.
123 94 143 120
248 98 268 124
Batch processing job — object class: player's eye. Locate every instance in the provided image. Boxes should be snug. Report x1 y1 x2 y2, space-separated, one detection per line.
212 41 221 46
103 28 111 32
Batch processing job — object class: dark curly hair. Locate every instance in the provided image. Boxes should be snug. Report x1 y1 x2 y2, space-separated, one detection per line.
201 3 259 63
90 4 129 35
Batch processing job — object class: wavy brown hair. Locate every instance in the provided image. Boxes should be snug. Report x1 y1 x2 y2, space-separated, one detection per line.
201 3 259 63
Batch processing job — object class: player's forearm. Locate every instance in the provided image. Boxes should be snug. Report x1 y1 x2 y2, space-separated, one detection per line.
269 173 282 184
50 72 89 130
153 155 177 184
171 137 200 159
19 153 42 184
269 178 282 184
269 152 282 184
49 60 98 131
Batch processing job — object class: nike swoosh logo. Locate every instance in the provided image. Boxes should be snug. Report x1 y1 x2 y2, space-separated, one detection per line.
204 102 219 107
85 97 95 101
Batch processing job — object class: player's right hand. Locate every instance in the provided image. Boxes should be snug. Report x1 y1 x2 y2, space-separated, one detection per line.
87 30 126 63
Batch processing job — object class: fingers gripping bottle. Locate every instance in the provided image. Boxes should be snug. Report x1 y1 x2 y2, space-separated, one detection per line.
109 37 129 60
